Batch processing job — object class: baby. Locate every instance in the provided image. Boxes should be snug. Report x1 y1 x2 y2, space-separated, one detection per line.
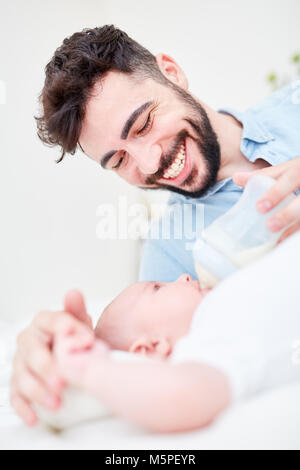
54 275 226 433
54 226 300 433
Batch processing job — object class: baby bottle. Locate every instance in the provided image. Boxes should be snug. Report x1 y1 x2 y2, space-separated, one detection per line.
193 175 296 288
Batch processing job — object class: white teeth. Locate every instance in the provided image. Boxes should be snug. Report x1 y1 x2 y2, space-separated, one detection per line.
163 142 186 180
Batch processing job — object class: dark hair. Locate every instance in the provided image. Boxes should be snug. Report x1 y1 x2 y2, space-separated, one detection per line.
35 25 169 163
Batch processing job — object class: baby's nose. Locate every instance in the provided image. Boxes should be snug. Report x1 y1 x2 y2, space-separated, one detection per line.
176 274 192 283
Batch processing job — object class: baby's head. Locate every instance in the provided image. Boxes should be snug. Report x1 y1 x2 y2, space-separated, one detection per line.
95 274 210 359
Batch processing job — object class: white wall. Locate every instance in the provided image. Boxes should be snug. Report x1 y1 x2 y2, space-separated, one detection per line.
0 0 299 323
104 0 300 109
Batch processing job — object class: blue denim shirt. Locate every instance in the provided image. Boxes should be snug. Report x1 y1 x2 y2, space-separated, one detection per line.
139 79 300 282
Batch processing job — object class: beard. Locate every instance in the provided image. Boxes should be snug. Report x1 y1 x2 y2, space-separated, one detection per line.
143 84 221 199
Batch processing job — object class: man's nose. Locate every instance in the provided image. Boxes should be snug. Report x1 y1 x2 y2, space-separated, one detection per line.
129 143 162 175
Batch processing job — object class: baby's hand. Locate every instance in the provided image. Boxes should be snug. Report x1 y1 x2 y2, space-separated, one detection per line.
54 323 109 389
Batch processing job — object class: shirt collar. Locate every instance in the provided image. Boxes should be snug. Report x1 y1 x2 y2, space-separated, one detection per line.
218 107 274 143
168 177 235 204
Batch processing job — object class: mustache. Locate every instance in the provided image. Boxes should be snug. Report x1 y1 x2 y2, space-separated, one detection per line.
144 129 191 186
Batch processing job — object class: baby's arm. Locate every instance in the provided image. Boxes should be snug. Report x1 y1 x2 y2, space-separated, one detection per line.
55 331 231 433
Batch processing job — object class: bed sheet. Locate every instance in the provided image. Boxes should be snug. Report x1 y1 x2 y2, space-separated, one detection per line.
1 380 300 450
0 319 299 450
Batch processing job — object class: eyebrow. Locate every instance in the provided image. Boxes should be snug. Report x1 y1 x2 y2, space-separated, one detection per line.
98 100 154 169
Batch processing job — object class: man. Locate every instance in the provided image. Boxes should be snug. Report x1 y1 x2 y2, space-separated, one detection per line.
11 25 300 425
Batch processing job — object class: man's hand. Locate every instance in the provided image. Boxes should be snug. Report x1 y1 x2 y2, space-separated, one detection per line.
54 328 109 390
10 290 94 426
233 157 300 243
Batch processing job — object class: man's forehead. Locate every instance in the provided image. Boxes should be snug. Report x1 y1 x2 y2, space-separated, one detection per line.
86 73 158 122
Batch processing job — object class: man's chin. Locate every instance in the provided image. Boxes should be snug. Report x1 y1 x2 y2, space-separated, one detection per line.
139 167 216 197
161 184 210 198
139 173 197 194
139 183 210 199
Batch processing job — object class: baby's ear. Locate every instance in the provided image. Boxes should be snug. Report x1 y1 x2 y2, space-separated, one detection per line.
152 337 172 358
129 336 150 356
130 336 172 359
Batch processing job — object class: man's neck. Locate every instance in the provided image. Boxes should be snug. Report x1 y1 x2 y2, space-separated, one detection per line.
201 103 270 180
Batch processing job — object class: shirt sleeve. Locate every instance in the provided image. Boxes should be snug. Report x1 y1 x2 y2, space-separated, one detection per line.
139 210 198 282
139 238 186 282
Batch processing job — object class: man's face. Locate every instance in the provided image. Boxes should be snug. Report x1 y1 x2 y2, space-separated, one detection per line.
79 65 220 198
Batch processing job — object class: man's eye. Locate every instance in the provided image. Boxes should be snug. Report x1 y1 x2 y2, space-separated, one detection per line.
112 156 124 170
137 113 152 135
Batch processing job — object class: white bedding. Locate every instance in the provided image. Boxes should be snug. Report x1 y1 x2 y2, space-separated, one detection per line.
1 380 300 450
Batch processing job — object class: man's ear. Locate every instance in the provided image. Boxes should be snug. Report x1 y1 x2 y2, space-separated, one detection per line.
155 53 188 90
129 335 172 359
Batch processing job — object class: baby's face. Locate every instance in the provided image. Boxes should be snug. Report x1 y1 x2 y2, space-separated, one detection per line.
95 274 210 358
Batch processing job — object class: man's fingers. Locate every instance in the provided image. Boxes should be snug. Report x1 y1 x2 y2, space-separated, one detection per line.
16 332 62 392
256 170 300 213
32 310 66 335
10 392 38 427
26 344 64 392
267 195 300 232
277 220 300 244
233 164 286 187
11 305 93 428
33 309 92 338
16 311 93 391
64 290 93 327
12 364 61 411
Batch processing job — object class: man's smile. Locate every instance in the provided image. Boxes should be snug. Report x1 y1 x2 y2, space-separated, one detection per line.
143 131 194 189
161 137 193 188
162 140 186 180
